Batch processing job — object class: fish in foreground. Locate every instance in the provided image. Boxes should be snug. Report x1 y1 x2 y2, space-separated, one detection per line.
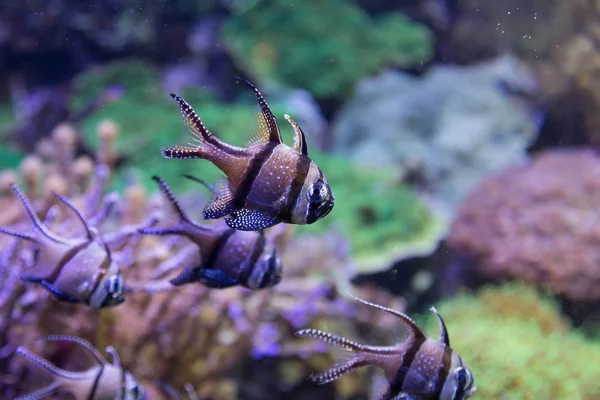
296 296 476 400
15 335 143 400
138 175 282 289
0 184 125 307
161 78 334 231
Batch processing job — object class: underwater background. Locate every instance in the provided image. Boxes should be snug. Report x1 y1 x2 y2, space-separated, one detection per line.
0 0 599 399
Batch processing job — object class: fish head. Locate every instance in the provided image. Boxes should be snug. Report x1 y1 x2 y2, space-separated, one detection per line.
93 262 126 308
123 371 145 400
255 245 283 289
441 354 476 400
303 166 335 224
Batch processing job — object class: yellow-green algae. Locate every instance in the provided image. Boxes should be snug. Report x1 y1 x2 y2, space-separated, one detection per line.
423 284 600 400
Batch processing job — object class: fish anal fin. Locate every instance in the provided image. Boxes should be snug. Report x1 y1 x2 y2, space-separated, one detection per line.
309 359 368 385
285 114 308 156
370 374 395 400
225 208 279 231
196 267 238 288
169 266 198 286
202 177 235 220
24 278 80 303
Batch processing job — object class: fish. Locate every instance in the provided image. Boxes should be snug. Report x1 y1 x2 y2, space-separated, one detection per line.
15 335 143 400
138 175 282 290
295 296 476 400
0 184 125 308
161 78 335 231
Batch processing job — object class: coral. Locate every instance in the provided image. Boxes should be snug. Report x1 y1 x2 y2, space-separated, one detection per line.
0 120 405 400
423 284 600 399
331 54 541 217
302 152 446 275
222 0 433 99
447 149 600 302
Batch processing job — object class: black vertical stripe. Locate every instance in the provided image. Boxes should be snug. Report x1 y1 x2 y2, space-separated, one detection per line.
87 365 104 400
86 252 112 304
281 156 312 221
235 143 279 207
239 234 266 287
389 335 427 394
433 347 453 396
205 229 236 269
48 241 91 283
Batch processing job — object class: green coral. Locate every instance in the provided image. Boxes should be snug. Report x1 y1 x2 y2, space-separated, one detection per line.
223 0 433 98
302 154 445 273
423 284 600 400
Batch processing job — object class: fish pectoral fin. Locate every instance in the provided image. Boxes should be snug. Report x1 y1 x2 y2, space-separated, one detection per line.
169 266 199 286
196 268 238 288
202 177 235 220
36 280 79 303
225 209 279 231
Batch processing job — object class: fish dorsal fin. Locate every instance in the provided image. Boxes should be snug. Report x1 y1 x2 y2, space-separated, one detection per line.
430 306 450 347
152 176 190 223
52 192 93 241
170 93 214 149
45 335 108 365
245 112 274 147
350 295 426 342
236 77 283 144
0 184 67 245
285 114 308 156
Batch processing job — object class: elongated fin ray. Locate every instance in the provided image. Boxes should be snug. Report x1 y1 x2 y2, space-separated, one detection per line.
182 174 216 195
170 266 198 286
9 184 65 244
349 295 425 341
52 192 93 240
170 93 214 145
16 346 82 380
235 77 282 144
44 335 107 365
161 145 202 160
202 177 235 220
0 227 36 241
105 346 121 367
285 114 308 156
430 306 450 347
309 359 368 385
14 381 62 400
295 329 363 351
152 176 189 222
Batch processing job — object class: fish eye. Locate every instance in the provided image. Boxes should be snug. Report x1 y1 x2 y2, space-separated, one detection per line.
107 274 123 296
308 181 325 204
455 367 468 386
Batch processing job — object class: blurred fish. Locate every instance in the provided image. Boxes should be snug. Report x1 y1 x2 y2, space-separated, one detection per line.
138 175 282 290
161 78 334 231
0 184 125 307
15 335 143 400
296 296 476 400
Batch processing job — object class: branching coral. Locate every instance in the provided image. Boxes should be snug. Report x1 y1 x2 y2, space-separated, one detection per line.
0 120 406 399
423 284 600 399
447 149 600 302
222 0 433 99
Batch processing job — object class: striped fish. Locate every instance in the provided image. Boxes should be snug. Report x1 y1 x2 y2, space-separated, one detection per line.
138 175 282 290
161 78 334 231
296 296 476 400
15 335 143 400
0 184 125 308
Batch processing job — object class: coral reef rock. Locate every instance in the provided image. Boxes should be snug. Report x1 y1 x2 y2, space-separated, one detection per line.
427 284 600 399
448 148 600 302
332 54 541 217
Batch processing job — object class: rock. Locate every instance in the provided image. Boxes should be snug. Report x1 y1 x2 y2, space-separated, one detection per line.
332 54 541 217
447 148 600 302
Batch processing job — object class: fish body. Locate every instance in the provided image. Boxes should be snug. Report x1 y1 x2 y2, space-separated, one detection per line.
296 297 476 400
0 184 124 307
139 176 282 290
15 335 143 400
161 78 334 231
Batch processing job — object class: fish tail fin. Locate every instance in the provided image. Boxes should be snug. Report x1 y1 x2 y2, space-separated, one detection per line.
14 381 62 400
144 176 212 238
16 345 82 382
0 184 66 246
295 329 368 384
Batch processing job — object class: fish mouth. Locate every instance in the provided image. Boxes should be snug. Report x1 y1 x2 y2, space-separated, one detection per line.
317 201 334 220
